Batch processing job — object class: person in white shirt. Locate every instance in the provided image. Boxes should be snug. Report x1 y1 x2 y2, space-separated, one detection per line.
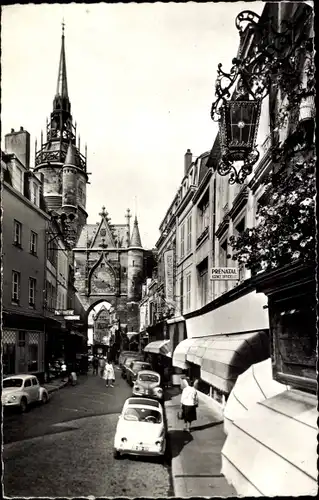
180 378 198 431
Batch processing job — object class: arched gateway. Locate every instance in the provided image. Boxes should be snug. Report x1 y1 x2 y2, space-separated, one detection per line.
73 206 152 333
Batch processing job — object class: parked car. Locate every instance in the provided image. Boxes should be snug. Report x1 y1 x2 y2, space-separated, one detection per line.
132 370 163 400
119 351 142 368
2 374 49 413
113 397 166 459
126 361 152 386
121 356 144 379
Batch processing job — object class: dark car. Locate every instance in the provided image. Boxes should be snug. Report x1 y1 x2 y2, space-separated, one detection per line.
121 356 144 379
132 370 163 400
119 351 143 368
126 361 152 386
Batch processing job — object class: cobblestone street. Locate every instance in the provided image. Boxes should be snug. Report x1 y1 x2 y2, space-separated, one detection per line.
3 372 173 497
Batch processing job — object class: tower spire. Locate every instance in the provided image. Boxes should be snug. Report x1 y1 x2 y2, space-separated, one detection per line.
130 216 142 248
56 19 68 99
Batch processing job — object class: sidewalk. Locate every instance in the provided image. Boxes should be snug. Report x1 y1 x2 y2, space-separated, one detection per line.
43 378 69 394
165 386 236 497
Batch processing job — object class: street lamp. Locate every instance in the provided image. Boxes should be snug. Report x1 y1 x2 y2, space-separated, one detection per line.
210 8 314 184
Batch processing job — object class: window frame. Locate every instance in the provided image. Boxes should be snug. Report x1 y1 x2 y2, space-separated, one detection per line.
185 273 192 311
180 222 185 259
12 270 21 303
32 182 39 205
13 220 22 247
186 215 192 254
30 231 38 255
29 277 36 307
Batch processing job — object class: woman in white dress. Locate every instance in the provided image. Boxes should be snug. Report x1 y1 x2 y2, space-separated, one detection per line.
103 360 115 387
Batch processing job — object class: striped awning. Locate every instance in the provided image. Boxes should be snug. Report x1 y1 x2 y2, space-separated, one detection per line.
144 339 171 357
172 330 270 393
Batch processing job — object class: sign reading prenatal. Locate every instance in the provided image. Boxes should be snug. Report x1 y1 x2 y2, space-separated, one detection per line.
210 267 239 280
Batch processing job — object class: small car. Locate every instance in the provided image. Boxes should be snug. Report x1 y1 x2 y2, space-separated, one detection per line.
126 361 152 386
2 374 49 413
118 351 142 367
132 370 163 400
121 356 144 379
113 397 166 459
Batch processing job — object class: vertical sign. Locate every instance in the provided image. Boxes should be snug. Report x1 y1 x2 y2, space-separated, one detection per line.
164 249 174 304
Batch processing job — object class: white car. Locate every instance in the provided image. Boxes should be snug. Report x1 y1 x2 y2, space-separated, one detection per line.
132 370 163 401
113 397 166 459
2 374 49 413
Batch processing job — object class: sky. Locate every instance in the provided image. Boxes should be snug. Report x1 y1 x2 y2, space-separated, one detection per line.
2 1 265 249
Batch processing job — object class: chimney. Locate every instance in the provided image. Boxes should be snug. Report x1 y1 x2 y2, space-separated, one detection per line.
5 127 30 169
184 149 192 175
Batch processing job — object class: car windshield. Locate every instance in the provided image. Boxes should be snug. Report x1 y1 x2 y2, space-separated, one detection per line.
133 363 151 371
139 373 160 383
123 407 162 423
3 378 23 388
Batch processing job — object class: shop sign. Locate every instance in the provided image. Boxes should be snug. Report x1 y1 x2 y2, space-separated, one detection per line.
55 309 74 316
164 249 174 303
64 315 81 320
210 267 239 280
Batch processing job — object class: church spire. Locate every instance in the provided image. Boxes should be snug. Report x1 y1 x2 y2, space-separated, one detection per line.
129 216 142 248
52 20 71 116
56 20 68 99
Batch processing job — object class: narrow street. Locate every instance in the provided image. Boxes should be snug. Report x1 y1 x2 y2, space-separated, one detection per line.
3 369 173 497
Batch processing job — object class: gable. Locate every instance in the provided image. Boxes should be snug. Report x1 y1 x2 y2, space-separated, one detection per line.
90 214 116 248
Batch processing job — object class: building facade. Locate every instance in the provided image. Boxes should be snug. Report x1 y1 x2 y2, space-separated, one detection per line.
2 139 49 381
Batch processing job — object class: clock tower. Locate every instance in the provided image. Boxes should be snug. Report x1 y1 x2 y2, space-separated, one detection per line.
34 23 88 247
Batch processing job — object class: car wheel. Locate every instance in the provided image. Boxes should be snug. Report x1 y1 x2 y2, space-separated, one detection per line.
20 397 28 413
42 392 48 404
113 449 121 459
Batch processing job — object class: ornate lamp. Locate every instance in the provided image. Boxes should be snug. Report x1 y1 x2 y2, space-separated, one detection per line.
210 8 314 184
218 98 261 183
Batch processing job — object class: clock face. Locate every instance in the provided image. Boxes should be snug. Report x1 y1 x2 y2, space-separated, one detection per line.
90 264 115 294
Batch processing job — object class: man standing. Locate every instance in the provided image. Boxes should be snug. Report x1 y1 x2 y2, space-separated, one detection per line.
92 356 99 375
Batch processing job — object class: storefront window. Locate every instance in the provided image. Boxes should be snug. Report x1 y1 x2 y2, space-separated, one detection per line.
3 343 16 375
28 344 38 372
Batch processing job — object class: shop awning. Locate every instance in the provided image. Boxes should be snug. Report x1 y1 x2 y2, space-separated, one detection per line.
127 331 139 340
172 330 269 392
144 339 171 357
223 358 290 435
172 337 195 369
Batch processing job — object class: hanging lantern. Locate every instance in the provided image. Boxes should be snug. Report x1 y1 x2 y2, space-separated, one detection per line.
219 99 261 161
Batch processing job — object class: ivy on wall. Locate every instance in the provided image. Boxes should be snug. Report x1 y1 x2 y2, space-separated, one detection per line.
228 155 315 272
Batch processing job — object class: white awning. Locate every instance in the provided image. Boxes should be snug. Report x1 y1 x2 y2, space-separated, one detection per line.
167 315 184 325
223 358 290 435
144 339 171 357
172 330 269 392
127 331 139 340
172 338 195 369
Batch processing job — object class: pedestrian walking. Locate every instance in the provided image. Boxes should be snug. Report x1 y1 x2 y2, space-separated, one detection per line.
99 356 106 377
103 360 115 387
92 356 99 375
180 378 198 432
61 361 67 382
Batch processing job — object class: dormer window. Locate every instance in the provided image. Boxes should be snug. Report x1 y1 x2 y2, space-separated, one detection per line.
13 166 23 193
32 182 39 206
